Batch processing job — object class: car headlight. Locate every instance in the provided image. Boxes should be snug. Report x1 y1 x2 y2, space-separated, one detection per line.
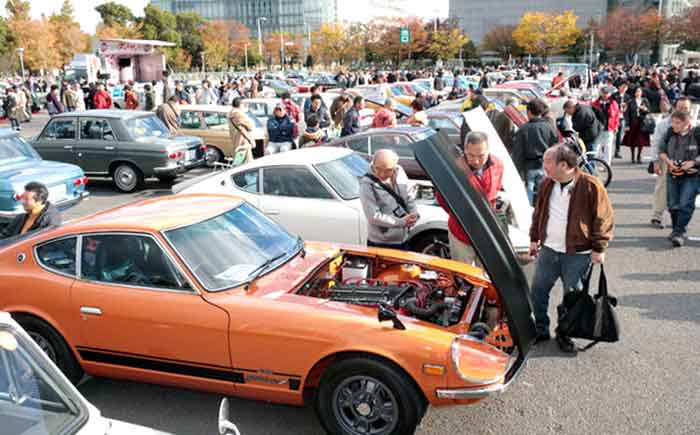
450 334 512 384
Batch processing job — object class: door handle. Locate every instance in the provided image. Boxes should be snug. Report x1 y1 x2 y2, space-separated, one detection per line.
264 209 280 215
63 145 73 150
80 306 102 316
104 146 115 151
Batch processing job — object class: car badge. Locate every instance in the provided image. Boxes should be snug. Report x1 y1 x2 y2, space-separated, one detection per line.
16 253 26 263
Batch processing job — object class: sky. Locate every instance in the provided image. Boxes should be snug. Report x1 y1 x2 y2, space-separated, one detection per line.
18 0 448 33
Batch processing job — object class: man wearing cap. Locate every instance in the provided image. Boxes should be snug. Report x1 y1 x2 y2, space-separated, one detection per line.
591 86 621 165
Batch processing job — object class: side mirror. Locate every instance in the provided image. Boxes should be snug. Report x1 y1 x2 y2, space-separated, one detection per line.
378 303 406 330
218 398 241 435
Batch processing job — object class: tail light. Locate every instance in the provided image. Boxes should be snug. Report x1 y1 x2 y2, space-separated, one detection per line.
12 193 22 201
199 145 208 151
168 151 184 159
73 176 89 186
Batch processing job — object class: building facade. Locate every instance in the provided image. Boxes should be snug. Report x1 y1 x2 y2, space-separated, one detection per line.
150 0 337 35
449 0 607 43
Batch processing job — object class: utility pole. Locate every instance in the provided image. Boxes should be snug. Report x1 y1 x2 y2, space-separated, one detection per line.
244 42 249 72
280 32 285 71
257 17 267 67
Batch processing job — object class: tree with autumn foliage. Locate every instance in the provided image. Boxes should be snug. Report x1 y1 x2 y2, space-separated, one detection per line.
481 25 521 61
675 6 700 50
596 8 672 60
200 21 229 70
369 17 430 64
49 1 91 67
428 28 469 61
512 11 581 61
95 1 143 40
6 0 61 72
310 23 362 66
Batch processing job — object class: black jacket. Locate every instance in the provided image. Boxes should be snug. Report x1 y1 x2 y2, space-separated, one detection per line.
512 117 560 176
1 203 61 239
572 104 603 146
624 97 650 126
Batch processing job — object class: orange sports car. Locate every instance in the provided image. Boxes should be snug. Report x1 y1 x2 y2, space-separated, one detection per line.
0 139 536 435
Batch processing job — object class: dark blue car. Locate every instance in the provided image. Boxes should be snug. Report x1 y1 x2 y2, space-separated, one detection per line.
0 129 88 224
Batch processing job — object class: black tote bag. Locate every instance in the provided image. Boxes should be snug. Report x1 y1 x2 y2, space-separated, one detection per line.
556 265 620 350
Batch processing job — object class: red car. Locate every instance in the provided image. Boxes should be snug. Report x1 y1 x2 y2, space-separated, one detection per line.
285 78 310 93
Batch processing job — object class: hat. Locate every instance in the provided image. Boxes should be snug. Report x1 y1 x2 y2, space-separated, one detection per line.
601 86 615 94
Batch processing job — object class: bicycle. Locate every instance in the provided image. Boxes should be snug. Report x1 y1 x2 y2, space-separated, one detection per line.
562 135 613 187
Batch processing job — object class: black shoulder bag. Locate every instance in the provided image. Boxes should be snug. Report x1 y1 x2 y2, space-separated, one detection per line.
556 264 620 351
364 173 409 217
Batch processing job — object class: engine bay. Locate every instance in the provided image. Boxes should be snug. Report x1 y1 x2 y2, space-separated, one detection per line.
298 252 513 350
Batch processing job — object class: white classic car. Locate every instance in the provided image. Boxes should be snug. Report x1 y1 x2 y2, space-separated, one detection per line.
0 311 171 435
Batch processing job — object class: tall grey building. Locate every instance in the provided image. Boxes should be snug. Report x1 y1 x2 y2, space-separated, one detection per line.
150 0 337 35
449 0 607 44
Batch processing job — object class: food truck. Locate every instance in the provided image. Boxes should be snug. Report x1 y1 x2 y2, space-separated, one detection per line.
98 38 175 84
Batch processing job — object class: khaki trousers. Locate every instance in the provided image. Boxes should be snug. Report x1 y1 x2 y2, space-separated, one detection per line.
448 232 482 268
652 161 668 221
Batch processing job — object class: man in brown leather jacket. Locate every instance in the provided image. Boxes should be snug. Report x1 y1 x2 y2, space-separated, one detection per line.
529 144 614 353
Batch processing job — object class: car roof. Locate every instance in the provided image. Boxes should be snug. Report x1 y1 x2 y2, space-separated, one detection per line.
180 104 231 113
57 194 244 233
0 128 19 139
425 109 462 118
51 109 153 120
234 147 353 169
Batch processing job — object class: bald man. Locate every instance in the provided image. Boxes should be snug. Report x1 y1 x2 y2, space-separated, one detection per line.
359 149 418 249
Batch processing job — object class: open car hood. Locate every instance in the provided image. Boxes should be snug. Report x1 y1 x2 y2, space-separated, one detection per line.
409 134 537 360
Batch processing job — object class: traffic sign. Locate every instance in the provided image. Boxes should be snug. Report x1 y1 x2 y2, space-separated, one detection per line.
400 28 410 44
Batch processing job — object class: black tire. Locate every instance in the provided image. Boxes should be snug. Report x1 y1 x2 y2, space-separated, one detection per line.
206 146 224 167
410 231 450 259
580 157 612 187
13 314 83 384
112 163 144 193
316 356 425 435
157 174 179 183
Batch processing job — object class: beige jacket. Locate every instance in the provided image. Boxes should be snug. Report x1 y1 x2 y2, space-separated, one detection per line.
228 108 255 163
156 102 180 134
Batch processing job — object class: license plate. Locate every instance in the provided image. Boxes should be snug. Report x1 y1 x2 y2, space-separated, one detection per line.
48 184 67 202
186 149 197 161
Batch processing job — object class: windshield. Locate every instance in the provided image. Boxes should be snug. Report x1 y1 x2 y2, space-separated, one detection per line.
164 203 301 291
314 153 369 200
0 136 40 165
0 326 87 434
126 115 171 138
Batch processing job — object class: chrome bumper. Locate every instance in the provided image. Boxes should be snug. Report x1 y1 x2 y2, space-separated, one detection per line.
436 357 528 400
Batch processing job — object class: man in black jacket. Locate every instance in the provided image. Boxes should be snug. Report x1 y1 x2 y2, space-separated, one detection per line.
1 182 61 239
564 100 603 153
512 98 560 205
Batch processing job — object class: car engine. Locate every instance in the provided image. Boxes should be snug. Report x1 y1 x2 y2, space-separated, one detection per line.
298 254 474 327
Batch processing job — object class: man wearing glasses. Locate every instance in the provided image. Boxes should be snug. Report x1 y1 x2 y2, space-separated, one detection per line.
360 149 419 250
437 131 504 266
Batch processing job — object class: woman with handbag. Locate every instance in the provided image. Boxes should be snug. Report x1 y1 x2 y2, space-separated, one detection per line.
622 86 651 164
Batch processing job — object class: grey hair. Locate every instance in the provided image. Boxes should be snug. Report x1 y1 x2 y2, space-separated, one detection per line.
371 148 399 165
465 131 488 148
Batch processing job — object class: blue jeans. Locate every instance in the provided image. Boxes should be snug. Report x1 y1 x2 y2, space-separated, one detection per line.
666 174 699 235
526 169 545 206
531 246 592 336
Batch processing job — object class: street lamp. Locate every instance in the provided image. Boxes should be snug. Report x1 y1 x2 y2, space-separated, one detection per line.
257 17 267 67
16 48 25 80
244 42 249 72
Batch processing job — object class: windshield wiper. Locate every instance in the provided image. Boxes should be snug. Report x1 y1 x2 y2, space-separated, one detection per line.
245 251 288 289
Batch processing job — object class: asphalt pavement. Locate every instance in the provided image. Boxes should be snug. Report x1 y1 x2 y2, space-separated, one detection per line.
16 114 700 435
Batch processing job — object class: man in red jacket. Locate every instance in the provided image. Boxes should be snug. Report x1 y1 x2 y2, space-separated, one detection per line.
93 83 113 109
591 86 620 165
437 131 504 267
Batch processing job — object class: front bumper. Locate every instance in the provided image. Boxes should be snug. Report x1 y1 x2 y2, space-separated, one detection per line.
436 356 528 400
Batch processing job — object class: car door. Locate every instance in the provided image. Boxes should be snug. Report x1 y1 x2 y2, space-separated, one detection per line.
75 118 118 174
258 166 360 243
33 118 78 165
370 133 425 179
201 111 233 156
230 168 262 208
70 232 231 374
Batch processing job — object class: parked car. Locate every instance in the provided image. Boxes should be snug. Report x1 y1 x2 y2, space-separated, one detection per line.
0 129 88 225
31 110 206 193
0 311 172 434
242 98 282 126
0 138 536 435
179 104 268 162
263 79 297 97
423 109 465 144
174 147 451 256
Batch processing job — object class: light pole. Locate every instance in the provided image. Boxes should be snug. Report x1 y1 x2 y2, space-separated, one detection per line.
244 42 249 72
16 48 25 80
201 52 205 74
280 32 284 70
257 17 267 67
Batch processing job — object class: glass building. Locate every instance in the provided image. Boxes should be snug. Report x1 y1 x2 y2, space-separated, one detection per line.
150 0 338 35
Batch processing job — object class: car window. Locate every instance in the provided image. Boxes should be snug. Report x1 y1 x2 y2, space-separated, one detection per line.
80 234 190 291
247 103 267 118
428 117 459 134
203 112 227 128
42 119 76 140
345 136 370 154
262 166 333 199
370 134 414 158
35 237 77 276
181 111 202 129
80 119 115 141
232 169 259 193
